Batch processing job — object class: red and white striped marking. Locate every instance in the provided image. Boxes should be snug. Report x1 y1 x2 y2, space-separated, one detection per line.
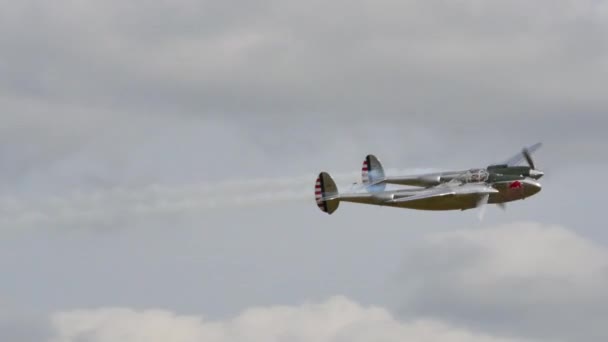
315 177 326 212
361 159 370 184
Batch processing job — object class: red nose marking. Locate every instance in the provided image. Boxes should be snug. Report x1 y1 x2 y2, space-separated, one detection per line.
509 181 523 189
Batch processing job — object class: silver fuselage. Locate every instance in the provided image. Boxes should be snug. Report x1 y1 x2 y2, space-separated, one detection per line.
340 178 541 211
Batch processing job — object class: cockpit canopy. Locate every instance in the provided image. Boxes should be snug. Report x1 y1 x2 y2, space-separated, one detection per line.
456 169 489 183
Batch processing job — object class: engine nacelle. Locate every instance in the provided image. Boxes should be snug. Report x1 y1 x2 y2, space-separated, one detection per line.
372 193 395 201
419 175 442 186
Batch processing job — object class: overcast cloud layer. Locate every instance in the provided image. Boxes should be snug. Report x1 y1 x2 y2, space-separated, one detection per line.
50 296 529 342
41 222 608 342
1 0 607 341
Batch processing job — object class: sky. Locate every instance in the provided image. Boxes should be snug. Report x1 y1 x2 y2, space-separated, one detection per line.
1 0 608 341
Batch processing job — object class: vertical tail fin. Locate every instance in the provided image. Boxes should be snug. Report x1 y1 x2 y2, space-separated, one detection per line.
361 155 386 191
314 172 340 214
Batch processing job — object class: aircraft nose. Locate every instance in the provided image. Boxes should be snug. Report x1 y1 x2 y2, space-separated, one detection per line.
525 179 542 196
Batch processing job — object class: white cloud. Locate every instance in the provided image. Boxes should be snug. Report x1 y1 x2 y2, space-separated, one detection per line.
44 223 608 342
396 222 608 341
49 296 528 342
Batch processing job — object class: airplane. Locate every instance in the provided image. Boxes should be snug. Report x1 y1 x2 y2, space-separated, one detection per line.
314 143 543 215
361 142 544 190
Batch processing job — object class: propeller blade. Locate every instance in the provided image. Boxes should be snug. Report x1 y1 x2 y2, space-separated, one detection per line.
522 148 536 170
476 193 490 221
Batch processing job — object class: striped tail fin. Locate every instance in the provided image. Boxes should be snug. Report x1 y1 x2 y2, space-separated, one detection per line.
361 155 386 191
314 172 340 214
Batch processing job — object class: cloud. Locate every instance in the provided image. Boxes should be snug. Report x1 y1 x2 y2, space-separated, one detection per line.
41 222 608 342
395 222 608 341
0 1 606 341
1 0 607 190
2 0 608 121
49 296 527 342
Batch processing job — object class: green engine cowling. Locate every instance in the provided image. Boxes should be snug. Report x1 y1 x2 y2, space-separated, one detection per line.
487 173 526 183
487 165 536 183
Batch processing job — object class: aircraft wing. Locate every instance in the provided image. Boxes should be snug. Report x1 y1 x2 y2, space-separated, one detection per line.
388 184 498 204
382 175 438 187
499 142 543 167
388 189 456 203
380 171 464 188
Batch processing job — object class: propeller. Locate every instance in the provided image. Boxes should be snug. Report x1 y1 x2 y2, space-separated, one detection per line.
476 193 490 221
522 147 536 170
522 144 544 179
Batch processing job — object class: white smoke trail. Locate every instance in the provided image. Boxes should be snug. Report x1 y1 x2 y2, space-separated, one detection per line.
0 168 433 230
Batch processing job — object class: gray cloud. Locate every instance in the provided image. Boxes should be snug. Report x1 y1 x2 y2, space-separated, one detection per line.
0 1 607 342
1 0 606 194
0 308 49 342
1 0 607 189
2 0 607 119
36 222 608 342
393 222 608 341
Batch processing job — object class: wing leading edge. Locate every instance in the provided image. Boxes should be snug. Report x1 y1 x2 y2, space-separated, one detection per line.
388 184 498 204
